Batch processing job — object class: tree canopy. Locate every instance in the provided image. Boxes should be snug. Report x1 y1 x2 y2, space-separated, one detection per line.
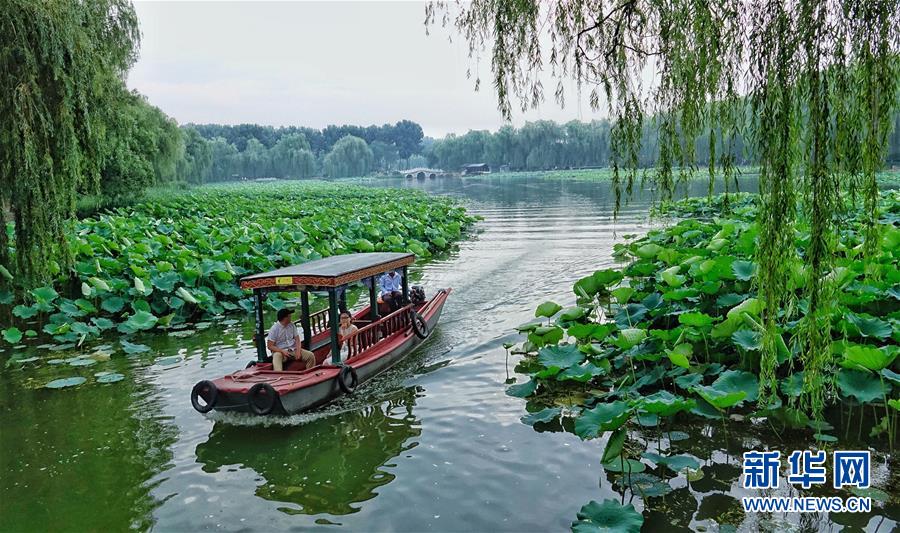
1 0 141 287
428 0 900 417
323 135 375 178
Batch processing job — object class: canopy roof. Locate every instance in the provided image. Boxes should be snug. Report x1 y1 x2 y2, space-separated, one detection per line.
239 252 414 290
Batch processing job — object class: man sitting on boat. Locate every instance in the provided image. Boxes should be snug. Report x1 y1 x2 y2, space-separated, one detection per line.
379 269 403 311
267 308 316 371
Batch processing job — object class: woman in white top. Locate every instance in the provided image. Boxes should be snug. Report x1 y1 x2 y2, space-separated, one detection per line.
338 311 359 359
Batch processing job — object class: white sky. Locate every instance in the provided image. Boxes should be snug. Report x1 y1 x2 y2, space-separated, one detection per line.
128 1 603 137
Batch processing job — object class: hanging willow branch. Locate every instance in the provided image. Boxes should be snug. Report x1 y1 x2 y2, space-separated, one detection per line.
427 0 900 419
0 0 140 289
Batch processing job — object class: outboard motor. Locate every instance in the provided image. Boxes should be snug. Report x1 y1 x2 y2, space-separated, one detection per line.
410 285 426 305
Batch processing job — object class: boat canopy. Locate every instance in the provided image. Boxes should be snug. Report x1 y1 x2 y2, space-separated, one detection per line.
239 252 414 290
239 252 415 364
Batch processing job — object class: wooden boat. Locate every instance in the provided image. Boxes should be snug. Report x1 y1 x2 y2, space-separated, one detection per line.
190 252 450 416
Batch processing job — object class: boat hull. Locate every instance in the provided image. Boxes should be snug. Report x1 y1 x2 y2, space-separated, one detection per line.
203 288 450 415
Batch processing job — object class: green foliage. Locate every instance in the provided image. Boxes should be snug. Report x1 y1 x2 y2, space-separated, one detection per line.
1 0 140 287
571 500 643 533
323 135 375 178
2 182 475 348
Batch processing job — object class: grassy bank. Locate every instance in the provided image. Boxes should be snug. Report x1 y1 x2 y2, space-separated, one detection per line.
2 181 476 353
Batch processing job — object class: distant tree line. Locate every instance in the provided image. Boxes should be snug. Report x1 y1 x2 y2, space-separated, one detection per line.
426 113 900 172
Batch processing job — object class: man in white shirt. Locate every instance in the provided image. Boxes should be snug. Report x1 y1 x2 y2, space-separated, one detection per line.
379 270 403 311
266 308 316 371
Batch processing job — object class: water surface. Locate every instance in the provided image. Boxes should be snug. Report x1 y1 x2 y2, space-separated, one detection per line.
2 175 896 531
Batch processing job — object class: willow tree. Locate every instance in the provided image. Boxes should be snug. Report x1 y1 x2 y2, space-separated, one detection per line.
0 0 140 287
428 1 900 417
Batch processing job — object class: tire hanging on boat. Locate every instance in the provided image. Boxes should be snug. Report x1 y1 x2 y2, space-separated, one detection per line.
247 383 278 415
191 380 218 413
337 365 359 394
410 311 429 339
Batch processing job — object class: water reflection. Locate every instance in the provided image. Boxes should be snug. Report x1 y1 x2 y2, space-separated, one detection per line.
195 386 422 516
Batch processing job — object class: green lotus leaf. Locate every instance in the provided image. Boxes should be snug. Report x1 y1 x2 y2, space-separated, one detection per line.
125 310 158 331
45 377 87 389
711 370 759 404
176 286 199 304
841 344 897 371
354 238 375 252
731 260 756 281
81 282 93 297
68 358 97 367
813 433 838 442
574 274 600 298
662 288 699 301
557 362 608 382
2 327 23 344
640 390 695 416
716 293 745 307
535 301 562 318
667 431 690 441
665 343 692 369
89 277 111 292
675 373 703 390
559 306 587 321
641 292 663 310
837 369 891 404
679 312 714 328
635 243 663 259
731 329 761 351
692 385 746 410
520 407 561 426
641 452 700 473
120 339 151 355
32 286 59 303
601 458 646 474
881 368 900 385
575 401 630 439
538 344 585 370
780 371 804 398
661 266 686 287
12 304 38 319
611 287 634 303
845 312 892 339
601 427 627 463
613 328 647 350
567 323 615 341
528 326 564 347
571 500 643 533
593 269 624 287
506 379 537 398
101 297 126 314
155 356 182 366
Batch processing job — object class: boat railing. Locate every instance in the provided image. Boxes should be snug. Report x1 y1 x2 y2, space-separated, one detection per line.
306 308 330 336
343 304 413 358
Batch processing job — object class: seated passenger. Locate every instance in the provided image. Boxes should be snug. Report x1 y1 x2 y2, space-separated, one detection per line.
379 270 403 311
266 308 316 371
338 310 358 339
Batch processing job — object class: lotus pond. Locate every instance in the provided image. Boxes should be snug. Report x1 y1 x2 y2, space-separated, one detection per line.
1 181 475 355
0 175 897 531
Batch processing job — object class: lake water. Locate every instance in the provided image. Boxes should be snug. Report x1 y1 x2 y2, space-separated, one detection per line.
1 175 896 532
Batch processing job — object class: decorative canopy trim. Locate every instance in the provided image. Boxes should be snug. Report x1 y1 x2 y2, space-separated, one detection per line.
239 253 414 290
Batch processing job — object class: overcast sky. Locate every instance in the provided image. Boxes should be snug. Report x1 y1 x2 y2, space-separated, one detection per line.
128 1 601 137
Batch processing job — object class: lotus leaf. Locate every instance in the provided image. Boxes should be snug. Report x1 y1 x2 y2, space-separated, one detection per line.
837 369 890 404
2 327 23 344
841 344 897 371
611 287 634 303
661 266 686 287
731 329 761 351
641 452 700 473
845 312 892 339
558 362 607 382
120 339 151 355
881 368 900 385
601 459 646 473
731 260 756 281
506 379 537 398
538 344 585 369
665 343 693 369
675 373 703 390
567 323 615 342
575 401 630 439
535 301 562 318
640 390 695 416
711 370 758 404
635 243 663 259
571 500 643 533
693 385 746 410
601 427 627 463
520 407 561 426
559 306 587 321
613 328 646 350
12 304 38 319
96 373 125 383
101 297 126 314
780 372 804 398
45 377 87 389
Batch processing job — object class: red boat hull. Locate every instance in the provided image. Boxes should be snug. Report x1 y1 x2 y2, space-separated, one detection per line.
205 288 451 415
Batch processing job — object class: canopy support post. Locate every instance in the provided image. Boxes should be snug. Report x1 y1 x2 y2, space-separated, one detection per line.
368 277 379 321
300 289 311 350
328 288 341 364
401 266 409 304
338 285 347 312
254 289 266 362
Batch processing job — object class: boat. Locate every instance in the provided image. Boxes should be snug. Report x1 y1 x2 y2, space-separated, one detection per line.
190 252 450 416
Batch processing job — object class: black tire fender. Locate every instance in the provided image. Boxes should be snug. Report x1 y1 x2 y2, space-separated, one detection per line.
411 311 429 339
191 380 218 413
247 383 278 415
337 365 359 394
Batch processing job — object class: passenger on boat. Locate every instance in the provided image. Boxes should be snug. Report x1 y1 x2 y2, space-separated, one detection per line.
338 310 359 360
379 270 403 311
267 308 316 371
